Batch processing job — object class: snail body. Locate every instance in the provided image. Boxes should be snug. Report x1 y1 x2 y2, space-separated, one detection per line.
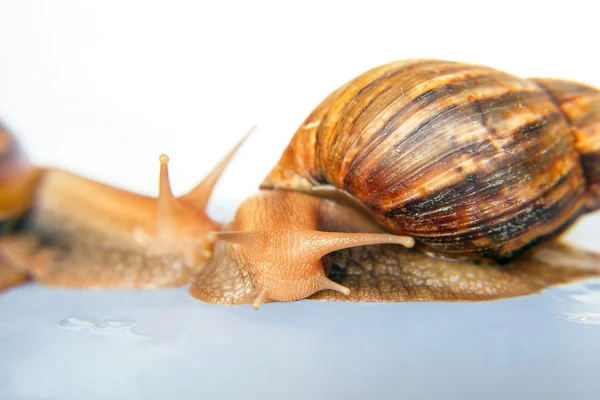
0 124 250 289
207 190 413 308
1 59 600 307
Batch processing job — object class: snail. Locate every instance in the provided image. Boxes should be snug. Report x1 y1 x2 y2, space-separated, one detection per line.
190 59 600 307
0 120 249 290
0 59 599 309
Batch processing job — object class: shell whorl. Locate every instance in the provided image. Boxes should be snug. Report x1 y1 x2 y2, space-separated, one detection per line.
262 60 598 261
533 78 600 211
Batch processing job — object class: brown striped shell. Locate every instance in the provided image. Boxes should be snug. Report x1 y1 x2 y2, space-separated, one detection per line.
0 123 40 224
0 123 40 290
262 60 600 262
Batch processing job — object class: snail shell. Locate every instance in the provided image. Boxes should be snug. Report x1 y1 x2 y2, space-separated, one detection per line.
0 122 40 289
262 60 600 261
0 122 40 221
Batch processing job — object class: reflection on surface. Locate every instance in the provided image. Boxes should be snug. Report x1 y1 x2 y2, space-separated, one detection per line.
1 278 600 400
58 317 150 339
556 280 600 325
0 210 598 400
558 312 600 325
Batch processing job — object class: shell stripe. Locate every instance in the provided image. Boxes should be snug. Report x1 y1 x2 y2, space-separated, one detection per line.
262 60 598 260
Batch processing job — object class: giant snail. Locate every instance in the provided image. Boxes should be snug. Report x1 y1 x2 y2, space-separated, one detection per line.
1 60 599 309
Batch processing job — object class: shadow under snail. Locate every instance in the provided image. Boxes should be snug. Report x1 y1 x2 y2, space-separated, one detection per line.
0 59 599 309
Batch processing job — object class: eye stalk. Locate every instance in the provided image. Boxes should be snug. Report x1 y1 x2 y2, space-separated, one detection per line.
128 127 257 267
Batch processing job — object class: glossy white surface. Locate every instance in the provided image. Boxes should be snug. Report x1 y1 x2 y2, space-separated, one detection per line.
0 206 599 400
0 1 599 399
1 274 599 400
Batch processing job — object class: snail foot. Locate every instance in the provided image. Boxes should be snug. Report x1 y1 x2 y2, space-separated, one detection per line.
211 228 413 303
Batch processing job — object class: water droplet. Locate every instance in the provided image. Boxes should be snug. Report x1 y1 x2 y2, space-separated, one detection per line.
58 317 149 339
58 317 94 329
94 321 135 331
566 279 600 306
557 312 600 325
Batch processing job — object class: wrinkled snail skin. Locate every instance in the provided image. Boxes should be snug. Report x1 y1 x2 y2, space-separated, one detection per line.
191 190 600 307
205 190 414 308
262 60 600 262
1 59 600 308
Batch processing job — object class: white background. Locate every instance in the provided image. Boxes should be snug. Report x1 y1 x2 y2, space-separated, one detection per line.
1 0 599 228
1 2 599 400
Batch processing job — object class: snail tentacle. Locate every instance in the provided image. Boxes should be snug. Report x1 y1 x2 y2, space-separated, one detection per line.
156 154 178 236
179 125 255 210
294 230 414 260
252 289 268 310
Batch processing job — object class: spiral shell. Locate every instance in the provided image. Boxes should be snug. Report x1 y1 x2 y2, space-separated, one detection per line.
262 60 600 261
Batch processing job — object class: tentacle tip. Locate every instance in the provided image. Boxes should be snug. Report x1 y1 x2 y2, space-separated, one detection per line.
159 154 170 164
206 231 218 243
246 125 258 136
199 249 212 259
253 289 267 310
339 286 351 296
322 278 351 296
404 237 416 248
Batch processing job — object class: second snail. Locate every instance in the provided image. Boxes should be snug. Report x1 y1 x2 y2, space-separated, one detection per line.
0 59 599 308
